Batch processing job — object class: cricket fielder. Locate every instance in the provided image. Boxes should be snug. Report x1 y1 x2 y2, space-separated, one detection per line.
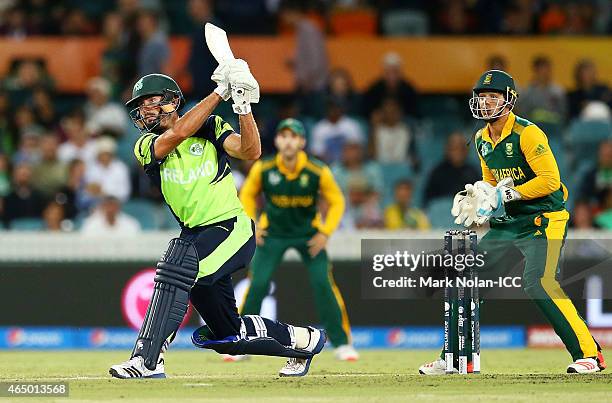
238 118 358 361
109 62 326 379
419 70 606 375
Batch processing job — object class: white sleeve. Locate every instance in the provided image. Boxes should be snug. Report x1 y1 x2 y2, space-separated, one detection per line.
309 123 326 156
113 162 132 202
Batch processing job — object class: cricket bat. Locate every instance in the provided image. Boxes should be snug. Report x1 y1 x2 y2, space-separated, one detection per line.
205 23 235 63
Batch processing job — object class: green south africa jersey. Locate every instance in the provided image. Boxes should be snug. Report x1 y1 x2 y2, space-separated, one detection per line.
474 115 566 218
134 114 245 228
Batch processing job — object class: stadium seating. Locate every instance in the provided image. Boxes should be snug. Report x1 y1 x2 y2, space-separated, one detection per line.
157 205 180 231
10 218 45 231
329 9 378 36
426 197 459 229
566 120 612 168
121 199 159 230
380 162 413 207
415 126 446 172
381 9 429 36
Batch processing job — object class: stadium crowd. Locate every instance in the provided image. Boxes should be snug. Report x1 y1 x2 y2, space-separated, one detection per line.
0 0 611 232
1 0 610 36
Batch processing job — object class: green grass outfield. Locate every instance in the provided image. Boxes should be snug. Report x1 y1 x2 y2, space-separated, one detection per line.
0 349 610 402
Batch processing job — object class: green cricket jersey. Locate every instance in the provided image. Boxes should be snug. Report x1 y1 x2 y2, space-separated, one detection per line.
134 114 245 228
474 112 568 218
240 151 345 238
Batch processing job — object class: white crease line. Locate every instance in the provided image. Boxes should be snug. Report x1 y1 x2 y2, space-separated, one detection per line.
5 373 395 382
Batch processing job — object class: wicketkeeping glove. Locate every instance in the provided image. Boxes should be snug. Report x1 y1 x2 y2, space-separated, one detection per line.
473 178 521 225
451 186 478 227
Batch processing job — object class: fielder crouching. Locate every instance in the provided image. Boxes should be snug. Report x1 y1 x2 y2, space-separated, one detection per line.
419 69 606 375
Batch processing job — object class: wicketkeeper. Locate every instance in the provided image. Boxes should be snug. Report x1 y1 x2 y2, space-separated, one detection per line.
419 69 606 375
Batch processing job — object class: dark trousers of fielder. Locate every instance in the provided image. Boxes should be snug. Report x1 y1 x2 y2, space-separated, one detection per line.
443 210 599 364
240 236 352 347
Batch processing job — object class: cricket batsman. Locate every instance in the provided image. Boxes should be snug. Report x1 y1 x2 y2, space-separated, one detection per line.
419 70 606 374
238 118 358 361
109 61 326 379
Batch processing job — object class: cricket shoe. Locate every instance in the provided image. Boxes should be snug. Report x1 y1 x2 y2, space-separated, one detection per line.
566 358 601 374
597 350 606 371
334 344 359 361
278 327 327 377
419 358 458 375
109 355 166 379
221 354 250 362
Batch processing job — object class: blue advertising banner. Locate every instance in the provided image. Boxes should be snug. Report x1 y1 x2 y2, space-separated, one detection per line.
0 326 526 350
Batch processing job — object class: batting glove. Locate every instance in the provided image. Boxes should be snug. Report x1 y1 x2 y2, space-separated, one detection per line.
227 59 260 115
211 63 231 101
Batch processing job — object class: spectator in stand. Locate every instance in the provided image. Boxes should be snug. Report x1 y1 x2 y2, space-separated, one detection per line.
332 140 383 197
341 177 384 230
310 99 365 164
0 6 32 38
594 188 612 230
55 159 87 220
580 101 611 122
101 11 130 98
3 59 53 108
57 110 97 167
578 140 612 206
384 179 430 230
84 137 131 202
326 68 360 116
437 0 475 34
563 2 595 35
26 0 56 35
13 104 44 140
12 132 41 165
370 97 416 166
31 88 57 130
117 0 143 90
280 2 329 117
187 0 221 99
517 55 567 125
42 201 68 232
216 0 273 34
32 134 67 197
0 153 10 197
61 8 96 36
136 9 170 77
423 132 480 205
570 200 595 229
261 95 299 156
363 52 418 120
0 91 14 154
1 162 46 228
487 54 508 71
568 59 612 119
502 2 536 35
81 196 141 235
84 77 129 138
538 3 566 34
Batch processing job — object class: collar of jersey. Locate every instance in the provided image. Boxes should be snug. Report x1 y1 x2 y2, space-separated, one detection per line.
481 112 516 148
275 151 307 180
